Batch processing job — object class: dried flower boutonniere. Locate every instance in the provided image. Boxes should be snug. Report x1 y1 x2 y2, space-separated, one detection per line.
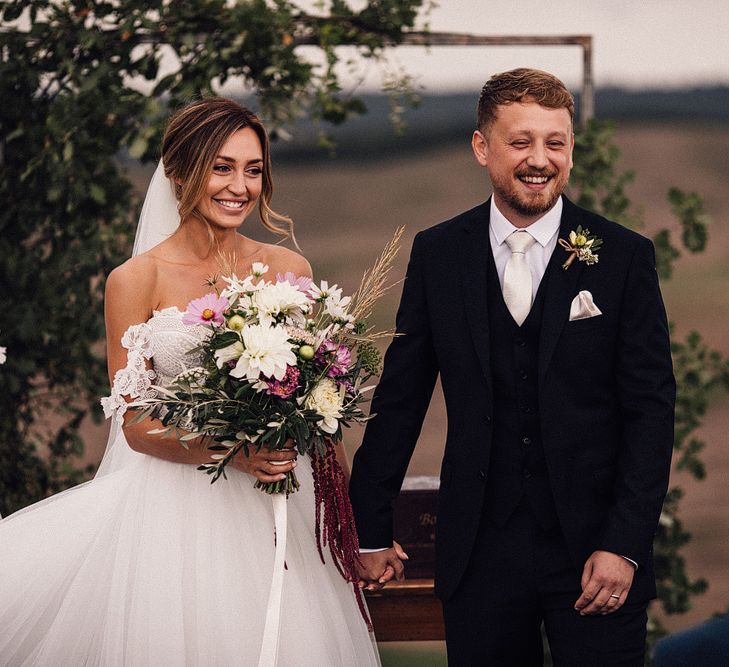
559 226 603 270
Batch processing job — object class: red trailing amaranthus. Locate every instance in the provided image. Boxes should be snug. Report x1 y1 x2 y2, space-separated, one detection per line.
311 444 372 630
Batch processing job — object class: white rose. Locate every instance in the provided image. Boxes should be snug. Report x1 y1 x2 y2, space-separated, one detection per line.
305 378 344 434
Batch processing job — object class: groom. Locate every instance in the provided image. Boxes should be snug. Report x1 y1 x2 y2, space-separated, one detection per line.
349 68 675 665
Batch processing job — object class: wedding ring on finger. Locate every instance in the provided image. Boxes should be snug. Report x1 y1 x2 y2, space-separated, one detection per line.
610 594 620 600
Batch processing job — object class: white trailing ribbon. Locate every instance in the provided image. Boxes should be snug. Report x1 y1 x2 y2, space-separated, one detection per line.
258 493 288 667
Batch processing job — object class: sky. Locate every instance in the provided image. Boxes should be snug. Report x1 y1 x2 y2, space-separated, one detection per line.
293 0 729 92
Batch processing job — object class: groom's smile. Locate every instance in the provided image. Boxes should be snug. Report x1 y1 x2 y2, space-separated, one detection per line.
516 168 558 191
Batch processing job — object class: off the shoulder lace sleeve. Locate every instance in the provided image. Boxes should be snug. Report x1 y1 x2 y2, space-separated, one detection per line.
101 323 157 424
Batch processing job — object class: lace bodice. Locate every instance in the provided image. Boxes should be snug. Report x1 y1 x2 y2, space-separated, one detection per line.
146 307 209 385
101 307 209 423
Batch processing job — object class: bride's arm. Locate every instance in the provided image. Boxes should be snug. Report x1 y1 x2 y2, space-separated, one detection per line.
333 440 351 482
104 259 296 480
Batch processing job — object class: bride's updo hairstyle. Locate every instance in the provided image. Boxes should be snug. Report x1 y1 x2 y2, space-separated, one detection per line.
162 97 292 240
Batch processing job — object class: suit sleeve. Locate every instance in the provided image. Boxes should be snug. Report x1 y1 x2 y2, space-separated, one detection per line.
599 237 675 567
349 232 439 548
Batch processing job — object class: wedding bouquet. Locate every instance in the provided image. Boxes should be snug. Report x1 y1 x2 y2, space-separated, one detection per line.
128 229 402 609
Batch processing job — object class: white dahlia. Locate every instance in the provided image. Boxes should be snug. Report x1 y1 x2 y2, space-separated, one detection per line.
230 324 296 381
253 281 311 327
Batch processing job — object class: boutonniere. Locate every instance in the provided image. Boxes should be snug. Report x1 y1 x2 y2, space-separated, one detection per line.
558 226 603 270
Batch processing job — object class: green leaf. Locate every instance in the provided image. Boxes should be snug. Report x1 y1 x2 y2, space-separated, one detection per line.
128 136 148 159
89 184 106 204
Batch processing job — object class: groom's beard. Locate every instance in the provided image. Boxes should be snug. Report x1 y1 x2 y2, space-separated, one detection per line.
492 168 569 218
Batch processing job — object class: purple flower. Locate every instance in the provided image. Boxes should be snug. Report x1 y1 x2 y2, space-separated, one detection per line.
266 365 301 399
182 293 228 326
315 340 352 378
276 272 313 293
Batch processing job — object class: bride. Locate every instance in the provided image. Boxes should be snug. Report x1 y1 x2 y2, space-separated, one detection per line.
0 97 380 666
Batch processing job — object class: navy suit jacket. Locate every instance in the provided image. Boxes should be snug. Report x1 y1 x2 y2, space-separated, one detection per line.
349 197 675 601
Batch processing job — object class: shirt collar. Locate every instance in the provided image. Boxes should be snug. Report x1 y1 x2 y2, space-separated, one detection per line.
489 196 563 248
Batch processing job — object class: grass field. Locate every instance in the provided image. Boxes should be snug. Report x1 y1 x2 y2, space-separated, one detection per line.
95 120 729 636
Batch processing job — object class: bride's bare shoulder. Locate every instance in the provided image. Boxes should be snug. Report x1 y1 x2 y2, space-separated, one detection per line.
107 253 159 291
105 253 161 318
259 243 312 278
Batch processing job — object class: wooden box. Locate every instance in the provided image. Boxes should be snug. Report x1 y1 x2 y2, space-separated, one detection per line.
392 477 439 579
365 477 445 641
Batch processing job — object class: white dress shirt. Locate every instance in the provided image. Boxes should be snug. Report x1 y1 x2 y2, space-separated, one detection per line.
489 196 562 301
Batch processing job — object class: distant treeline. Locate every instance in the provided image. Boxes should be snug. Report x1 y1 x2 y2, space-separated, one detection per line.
592 86 729 122
270 86 729 162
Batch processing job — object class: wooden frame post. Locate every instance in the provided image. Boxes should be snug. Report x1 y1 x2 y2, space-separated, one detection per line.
398 32 595 126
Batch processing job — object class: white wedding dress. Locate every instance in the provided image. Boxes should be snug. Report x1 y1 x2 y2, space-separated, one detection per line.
0 306 380 666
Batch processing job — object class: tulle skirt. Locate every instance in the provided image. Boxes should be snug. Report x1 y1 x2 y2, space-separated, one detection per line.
0 436 379 666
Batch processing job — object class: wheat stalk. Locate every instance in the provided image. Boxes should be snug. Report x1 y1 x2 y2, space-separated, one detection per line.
350 225 405 322
340 328 398 342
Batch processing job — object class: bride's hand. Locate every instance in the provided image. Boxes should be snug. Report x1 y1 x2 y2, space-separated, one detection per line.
229 441 298 483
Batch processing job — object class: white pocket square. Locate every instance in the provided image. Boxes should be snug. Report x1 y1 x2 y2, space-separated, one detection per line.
569 290 602 321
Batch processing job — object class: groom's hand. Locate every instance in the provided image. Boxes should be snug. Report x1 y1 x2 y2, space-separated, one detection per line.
575 550 635 616
357 542 408 591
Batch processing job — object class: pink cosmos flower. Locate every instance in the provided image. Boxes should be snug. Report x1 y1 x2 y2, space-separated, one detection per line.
315 340 352 378
276 272 313 293
267 365 301 399
182 293 228 327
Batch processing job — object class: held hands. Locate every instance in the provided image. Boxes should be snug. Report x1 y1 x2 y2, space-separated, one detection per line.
357 542 409 591
230 440 297 483
574 550 635 616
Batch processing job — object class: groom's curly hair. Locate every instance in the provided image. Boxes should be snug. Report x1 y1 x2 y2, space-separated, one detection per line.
477 68 574 132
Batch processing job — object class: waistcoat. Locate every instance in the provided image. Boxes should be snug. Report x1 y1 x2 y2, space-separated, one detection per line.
483 243 559 530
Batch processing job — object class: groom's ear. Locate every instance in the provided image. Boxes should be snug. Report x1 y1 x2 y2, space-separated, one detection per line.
471 129 489 167
569 131 575 169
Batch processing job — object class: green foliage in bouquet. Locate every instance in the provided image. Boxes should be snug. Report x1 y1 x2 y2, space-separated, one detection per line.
0 0 426 515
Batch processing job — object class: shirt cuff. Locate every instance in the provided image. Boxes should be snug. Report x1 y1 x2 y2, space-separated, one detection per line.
621 555 638 570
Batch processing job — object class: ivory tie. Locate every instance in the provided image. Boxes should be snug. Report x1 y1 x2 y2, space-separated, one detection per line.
503 230 536 326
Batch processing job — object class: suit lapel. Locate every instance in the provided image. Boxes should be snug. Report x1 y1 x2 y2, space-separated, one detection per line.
459 202 492 384
538 198 586 387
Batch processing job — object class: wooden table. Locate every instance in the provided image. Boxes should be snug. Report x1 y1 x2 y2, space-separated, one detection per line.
365 578 445 641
